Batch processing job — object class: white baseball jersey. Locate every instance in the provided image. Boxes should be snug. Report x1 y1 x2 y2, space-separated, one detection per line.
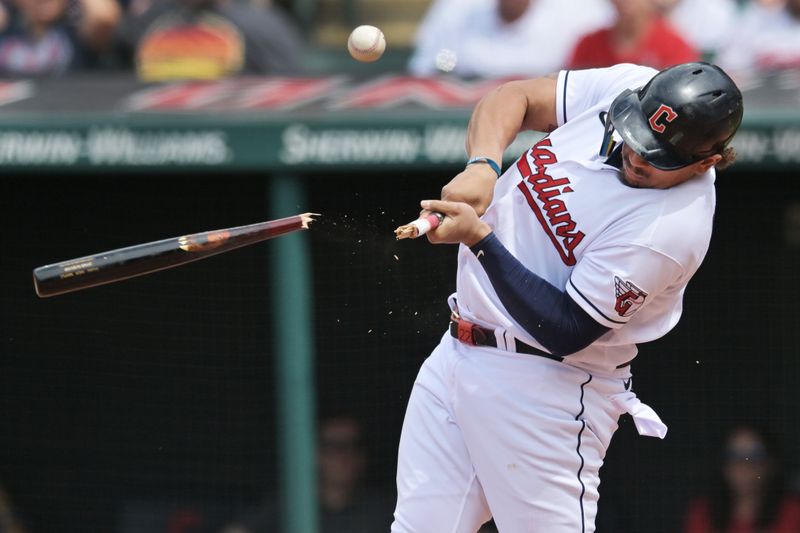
393 64 695 533
455 63 716 374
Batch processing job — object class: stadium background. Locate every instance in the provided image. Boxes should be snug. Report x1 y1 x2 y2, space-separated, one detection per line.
2 1 800 532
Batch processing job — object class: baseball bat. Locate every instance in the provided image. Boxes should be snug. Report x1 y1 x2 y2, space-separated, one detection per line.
33 213 318 298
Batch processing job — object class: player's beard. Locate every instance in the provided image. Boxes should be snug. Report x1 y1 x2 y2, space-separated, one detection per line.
619 150 650 189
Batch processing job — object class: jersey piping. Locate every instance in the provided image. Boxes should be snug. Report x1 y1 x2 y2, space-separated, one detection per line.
568 278 626 325
575 374 593 533
561 70 571 124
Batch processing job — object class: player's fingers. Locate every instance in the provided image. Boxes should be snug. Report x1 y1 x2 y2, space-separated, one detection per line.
420 199 461 215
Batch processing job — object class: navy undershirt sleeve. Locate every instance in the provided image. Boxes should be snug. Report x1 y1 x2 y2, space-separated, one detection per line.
469 232 610 357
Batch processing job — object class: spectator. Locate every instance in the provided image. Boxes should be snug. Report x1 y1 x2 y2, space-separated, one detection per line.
0 483 28 533
715 0 800 73
568 0 699 70
754 0 785 8
684 423 800 533
408 0 614 78
314 414 393 532
0 0 120 76
118 500 232 533
119 0 304 82
659 0 739 57
222 413 393 533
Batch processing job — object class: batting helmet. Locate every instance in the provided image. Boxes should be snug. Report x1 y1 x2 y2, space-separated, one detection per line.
604 62 743 170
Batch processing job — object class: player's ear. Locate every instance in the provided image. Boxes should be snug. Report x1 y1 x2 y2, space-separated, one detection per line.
696 154 722 173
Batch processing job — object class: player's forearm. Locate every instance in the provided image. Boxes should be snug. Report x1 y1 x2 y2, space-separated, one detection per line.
441 77 558 214
465 77 559 161
465 83 528 165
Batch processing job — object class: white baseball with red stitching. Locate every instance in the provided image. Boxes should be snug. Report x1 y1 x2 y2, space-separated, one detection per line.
347 25 386 63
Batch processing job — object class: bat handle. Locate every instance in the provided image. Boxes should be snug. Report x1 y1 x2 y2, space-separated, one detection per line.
416 212 444 235
394 212 444 240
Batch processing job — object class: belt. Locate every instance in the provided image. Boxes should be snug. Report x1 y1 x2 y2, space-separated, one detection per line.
449 316 563 363
449 316 631 369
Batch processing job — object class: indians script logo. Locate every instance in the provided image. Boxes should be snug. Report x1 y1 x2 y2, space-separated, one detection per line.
516 138 584 266
648 104 678 134
614 276 648 317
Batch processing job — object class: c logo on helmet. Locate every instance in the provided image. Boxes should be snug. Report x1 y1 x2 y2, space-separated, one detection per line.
648 104 678 133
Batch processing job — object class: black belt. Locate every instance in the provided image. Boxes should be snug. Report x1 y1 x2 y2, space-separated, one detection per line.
449 317 631 369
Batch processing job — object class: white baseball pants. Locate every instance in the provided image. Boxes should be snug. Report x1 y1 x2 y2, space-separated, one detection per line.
391 333 634 533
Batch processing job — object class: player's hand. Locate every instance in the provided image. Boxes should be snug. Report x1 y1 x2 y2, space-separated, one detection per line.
439 164 497 216
420 199 492 247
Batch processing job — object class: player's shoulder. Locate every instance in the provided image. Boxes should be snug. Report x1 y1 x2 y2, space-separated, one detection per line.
557 64 658 125
636 172 716 267
563 63 658 89
586 170 715 272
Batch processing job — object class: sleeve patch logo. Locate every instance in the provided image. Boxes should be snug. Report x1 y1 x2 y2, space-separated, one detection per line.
614 276 648 317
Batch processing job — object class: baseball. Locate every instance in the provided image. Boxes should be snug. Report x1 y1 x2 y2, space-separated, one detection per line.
347 25 386 63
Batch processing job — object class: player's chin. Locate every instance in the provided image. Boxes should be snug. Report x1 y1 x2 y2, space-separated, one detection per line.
619 171 644 189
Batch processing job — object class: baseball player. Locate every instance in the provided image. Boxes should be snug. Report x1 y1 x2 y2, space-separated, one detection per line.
391 62 743 533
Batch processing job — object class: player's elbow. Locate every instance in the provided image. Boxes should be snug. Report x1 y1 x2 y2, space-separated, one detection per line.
527 304 610 358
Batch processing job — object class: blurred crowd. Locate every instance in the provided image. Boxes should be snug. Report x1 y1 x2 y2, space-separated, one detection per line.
409 0 800 77
0 0 798 80
4 418 800 532
0 0 304 79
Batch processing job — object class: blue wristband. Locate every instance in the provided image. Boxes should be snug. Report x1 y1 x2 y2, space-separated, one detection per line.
466 156 502 178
